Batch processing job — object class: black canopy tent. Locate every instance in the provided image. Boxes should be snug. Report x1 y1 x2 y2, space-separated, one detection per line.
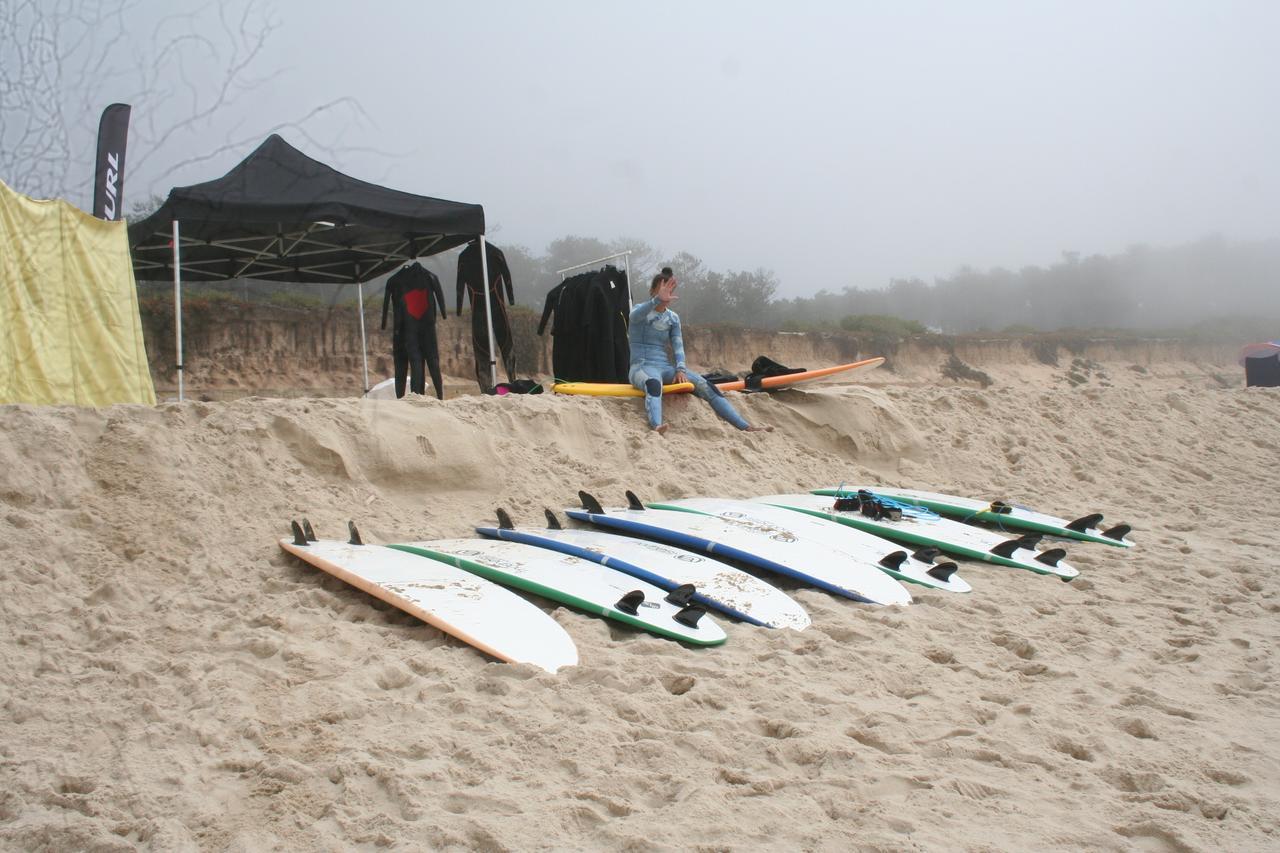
129 134 500 399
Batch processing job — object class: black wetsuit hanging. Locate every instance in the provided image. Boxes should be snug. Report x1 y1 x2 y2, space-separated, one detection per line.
583 265 630 382
382 262 447 399
456 240 517 393
540 267 630 382
539 273 590 381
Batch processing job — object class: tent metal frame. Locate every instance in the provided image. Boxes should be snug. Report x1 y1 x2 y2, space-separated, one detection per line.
130 134 491 402
153 226 494 401
556 249 634 308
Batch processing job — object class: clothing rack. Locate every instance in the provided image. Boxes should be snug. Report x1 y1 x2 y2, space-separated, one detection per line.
556 250 633 308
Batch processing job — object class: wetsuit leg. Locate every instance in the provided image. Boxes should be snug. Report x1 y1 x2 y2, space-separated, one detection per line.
688 369 750 430
406 316 443 398
629 365 671 429
404 320 427 396
471 306 493 393
494 299 518 381
424 325 444 400
393 329 409 399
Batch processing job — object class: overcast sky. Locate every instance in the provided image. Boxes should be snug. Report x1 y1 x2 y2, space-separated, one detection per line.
82 1 1280 295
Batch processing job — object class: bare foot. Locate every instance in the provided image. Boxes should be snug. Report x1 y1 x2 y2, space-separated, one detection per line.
654 424 669 436
744 424 773 432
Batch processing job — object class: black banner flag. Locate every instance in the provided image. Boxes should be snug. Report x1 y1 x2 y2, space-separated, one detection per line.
92 103 131 220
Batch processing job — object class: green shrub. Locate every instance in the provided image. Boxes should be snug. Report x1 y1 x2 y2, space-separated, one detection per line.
839 314 927 338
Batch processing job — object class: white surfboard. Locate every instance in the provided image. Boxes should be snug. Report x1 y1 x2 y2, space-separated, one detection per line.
365 377 397 399
566 493 913 605
814 486 1134 548
754 493 1079 580
389 538 726 646
652 497 971 593
476 514 811 631
278 525 577 673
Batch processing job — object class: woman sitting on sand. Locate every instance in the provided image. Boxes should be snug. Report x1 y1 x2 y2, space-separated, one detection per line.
628 268 769 435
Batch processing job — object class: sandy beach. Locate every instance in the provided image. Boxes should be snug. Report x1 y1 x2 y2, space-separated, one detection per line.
1 357 1277 851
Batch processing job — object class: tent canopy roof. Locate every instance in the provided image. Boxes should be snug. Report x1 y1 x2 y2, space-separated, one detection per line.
128 134 485 283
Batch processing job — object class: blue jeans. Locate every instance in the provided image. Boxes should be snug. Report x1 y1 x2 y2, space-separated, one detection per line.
628 363 749 430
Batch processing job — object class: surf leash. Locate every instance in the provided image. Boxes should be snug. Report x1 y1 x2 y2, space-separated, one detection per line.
830 485 939 521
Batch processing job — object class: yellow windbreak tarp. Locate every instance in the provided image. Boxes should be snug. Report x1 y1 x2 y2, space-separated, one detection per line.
1 178 156 406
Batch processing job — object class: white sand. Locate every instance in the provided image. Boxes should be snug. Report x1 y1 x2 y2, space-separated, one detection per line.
1 362 1277 851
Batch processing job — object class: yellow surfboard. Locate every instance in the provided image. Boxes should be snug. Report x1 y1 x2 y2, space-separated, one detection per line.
553 380 694 398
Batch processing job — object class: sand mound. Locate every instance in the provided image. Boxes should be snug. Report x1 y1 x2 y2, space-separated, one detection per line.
1 371 1277 850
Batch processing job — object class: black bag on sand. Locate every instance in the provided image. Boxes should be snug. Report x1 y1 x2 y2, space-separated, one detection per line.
744 356 806 391
701 369 739 385
492 379 544 396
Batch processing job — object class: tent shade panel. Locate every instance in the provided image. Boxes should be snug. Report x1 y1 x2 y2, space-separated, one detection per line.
128 134 485 283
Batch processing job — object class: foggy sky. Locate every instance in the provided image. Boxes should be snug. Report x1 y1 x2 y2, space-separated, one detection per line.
36 0 1280 296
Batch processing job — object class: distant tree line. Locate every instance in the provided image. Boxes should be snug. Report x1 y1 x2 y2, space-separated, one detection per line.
769 236 1280 336
138 228 1278 342
494 233 1279 339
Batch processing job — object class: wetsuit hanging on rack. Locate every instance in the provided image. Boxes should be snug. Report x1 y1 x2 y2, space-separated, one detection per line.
456 239 517 393
382 262 447 399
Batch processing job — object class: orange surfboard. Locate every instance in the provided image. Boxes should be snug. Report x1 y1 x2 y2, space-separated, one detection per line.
551 357 885 397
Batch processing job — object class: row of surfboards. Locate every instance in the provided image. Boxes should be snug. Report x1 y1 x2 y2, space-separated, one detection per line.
278 487 1133 674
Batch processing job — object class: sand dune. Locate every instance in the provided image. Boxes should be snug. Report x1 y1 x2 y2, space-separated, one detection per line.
1 364 1277 850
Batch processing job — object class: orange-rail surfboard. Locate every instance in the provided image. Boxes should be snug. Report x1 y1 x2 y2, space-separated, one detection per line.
552 357 885 397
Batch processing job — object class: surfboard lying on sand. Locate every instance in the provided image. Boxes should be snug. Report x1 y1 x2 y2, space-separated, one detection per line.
755 492 1079 580
714 356 886 392
812 486 1134 548
476 509 811 630
389 537 726 646
551 357 885 397
365 377 397 399
278 521 578 673
650 497 971 594
552 380 695 397
566 491 914 605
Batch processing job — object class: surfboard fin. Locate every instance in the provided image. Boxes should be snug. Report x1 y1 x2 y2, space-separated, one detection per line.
615 590 645 615
496 508 515 530
625 490 645 511
674 605 706 629
664 583 696 607
347 521 363 546
913 546 942 564
1035 548 1067 567
1103 523 1131 541
578 491 605 514
290 520 309 546
927 561 959 582
543 509 563 530
1066 513 1104 533
302 518 317 542
990 534 1041 558
879 550 909 570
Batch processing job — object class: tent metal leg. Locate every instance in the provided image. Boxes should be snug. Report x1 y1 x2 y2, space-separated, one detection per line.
357 281 370 393
479 234 498 390
173 219 184 402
